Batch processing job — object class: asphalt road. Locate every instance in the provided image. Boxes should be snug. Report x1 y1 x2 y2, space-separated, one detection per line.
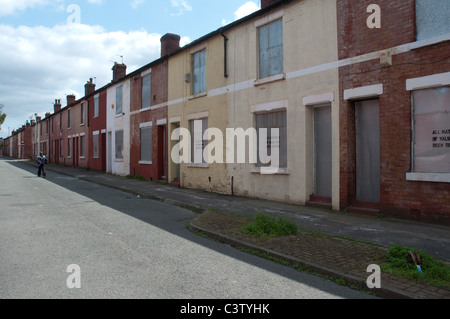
0 158 376 300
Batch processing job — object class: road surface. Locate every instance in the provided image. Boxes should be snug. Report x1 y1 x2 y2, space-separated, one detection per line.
0 158 376 300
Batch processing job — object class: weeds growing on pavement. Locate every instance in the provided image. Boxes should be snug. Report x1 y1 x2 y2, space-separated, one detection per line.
381 244 450 287
238 212 298 238
126 175 146 181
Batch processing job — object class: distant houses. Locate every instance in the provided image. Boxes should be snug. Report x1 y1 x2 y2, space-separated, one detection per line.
3 0 450 225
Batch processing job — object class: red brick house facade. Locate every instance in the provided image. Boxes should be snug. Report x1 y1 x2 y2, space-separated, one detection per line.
128 34 179 181
88 88 107 172
338 0 450 224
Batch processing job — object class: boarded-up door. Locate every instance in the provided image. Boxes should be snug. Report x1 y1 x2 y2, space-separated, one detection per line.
314 105 332 198
355 99 380 203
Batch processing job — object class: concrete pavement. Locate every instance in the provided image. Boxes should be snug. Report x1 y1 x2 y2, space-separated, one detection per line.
13 159 450 299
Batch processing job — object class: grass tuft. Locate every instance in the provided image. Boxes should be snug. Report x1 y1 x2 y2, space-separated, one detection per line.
381 244 450 287
238 212 298 238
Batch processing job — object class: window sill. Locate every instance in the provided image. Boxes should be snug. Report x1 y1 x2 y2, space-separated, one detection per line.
188 92 207 100
187 163 209 168
254 73 286 86
139 161 153 165
115 159 124 162
406 172 450 183
251 167 290 175
140 106 152 113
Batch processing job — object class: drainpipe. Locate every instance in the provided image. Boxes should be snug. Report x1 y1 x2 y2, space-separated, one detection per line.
221 30 229 78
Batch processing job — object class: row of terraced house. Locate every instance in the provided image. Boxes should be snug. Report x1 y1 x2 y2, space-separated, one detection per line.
3 0 450 224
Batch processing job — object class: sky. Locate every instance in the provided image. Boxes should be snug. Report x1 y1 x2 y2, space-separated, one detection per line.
0 0 261 138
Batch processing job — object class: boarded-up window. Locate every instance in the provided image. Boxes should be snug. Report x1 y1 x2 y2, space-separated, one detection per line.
190 118 208 163
80 136 85 157
255 110 287 168
116 85 123 115
93 134 99 159
141 127 152 162
115 130 123 160
416 0 450 40
68 109 71 128
412 87 450 173
192 50 206 95
68 138 72 157
142 74 151 109
81 103 85 125
94 96 99 118
258 19 284 79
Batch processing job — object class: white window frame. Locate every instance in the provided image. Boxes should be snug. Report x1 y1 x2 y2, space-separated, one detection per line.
139 122 153 165
406 72 450 183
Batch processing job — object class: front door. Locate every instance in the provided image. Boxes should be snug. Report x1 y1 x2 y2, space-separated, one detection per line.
355 99 380 203
314 105 332 199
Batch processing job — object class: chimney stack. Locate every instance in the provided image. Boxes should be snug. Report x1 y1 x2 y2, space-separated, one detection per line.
67 94 76 106
261 0 278 9
160 33 181 57
85 78 96 97
54 99 62 113
112 62 127 82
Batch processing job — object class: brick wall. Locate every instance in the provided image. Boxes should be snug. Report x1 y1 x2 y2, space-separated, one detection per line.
337 0 416 59
129 59 169 181
338 0 450 224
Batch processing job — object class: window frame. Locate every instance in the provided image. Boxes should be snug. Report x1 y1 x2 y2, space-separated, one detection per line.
93 133 100 159
189 118 208 165
94 96 99 118
142 73 152 109
255 109 288 169
257 18 284 80
115 130 124 160
116 85 123 115
192 49 207 96
140 123 153 164
406 73 450 183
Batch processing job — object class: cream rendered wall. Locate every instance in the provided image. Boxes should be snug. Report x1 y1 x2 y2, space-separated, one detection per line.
225 0 340 209
107 79 131 176
168 36 229 194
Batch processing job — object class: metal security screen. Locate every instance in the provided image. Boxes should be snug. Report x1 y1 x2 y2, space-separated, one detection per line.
255 110 287 168
140 127 152 162
258 19 284 79
142 74 151 109
355 100 380 203
412 87 450 173
314 106 332 198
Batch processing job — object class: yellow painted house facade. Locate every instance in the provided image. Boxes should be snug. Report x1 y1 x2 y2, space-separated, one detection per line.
168 0 341 209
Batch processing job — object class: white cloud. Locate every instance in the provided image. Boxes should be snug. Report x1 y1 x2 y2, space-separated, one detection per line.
222 1 260 26
234 1 260 20
170 0 192 16
0 0 49 16
88 0 104 5
131 0 144 9
0 23 169 137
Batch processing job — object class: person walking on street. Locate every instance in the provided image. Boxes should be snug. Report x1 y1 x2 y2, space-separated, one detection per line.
37 152 47 178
